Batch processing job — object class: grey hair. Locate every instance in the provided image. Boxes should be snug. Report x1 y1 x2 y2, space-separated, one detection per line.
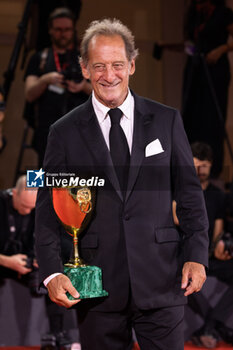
80 18 139 65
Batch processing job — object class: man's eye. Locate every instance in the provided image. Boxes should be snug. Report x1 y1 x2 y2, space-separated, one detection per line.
94 65 105 72
113 63 124 70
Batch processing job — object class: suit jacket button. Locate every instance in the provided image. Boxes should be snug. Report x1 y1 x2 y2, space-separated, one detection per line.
124 214 130 221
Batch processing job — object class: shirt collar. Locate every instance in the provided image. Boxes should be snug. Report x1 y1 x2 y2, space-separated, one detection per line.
92 90 133 124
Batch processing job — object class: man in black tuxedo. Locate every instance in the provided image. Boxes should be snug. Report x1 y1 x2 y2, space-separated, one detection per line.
35 18 209 350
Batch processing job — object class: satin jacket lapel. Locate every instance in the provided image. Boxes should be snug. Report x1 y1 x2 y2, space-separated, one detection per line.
76 100 123 201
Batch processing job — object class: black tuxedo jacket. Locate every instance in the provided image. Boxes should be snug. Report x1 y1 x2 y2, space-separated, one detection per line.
35 92 209 312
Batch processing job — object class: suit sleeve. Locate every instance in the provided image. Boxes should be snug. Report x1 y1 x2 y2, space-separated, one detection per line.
171 110 209 267
35 125 66 283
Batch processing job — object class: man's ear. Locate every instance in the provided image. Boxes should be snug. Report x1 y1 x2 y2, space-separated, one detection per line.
80 61 90 80
129 59 136 76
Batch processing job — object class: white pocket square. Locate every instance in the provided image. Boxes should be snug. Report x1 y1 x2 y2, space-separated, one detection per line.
145 139 164 157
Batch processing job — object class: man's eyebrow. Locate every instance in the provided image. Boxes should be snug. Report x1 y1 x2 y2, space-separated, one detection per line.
92 61 125 65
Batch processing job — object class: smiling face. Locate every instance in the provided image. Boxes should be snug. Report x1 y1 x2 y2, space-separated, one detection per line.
81 35 135 108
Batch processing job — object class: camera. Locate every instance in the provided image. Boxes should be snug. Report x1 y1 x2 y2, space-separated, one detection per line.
61 66 83 83
222 231 233 257
24 257 45 296
24 256 34 268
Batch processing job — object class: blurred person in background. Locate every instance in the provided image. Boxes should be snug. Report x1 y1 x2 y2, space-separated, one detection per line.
153 0 233 177
25 7 91 167
0 175 79 349
0 175 38 289
182 0 233 177
34 0 82 51
174 142 233 348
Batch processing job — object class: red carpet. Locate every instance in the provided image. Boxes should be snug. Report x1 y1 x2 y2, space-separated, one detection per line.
1 343 233 349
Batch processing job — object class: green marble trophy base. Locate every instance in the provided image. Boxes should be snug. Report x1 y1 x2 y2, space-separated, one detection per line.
64 265 109 300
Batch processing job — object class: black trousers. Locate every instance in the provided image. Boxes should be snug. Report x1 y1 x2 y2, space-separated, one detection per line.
76 297 184 350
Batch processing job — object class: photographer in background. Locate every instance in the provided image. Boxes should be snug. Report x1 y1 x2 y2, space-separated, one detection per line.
25 7 92 167
0 176 78 349
0 175 38 291
174 142 233 348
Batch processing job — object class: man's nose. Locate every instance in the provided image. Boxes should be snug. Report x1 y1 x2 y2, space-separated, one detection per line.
104 66 116 82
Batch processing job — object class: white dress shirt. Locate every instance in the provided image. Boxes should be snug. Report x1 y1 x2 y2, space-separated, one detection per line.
92 90 135 153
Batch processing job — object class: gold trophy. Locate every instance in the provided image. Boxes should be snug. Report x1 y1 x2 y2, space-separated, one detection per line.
51 186 108 300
